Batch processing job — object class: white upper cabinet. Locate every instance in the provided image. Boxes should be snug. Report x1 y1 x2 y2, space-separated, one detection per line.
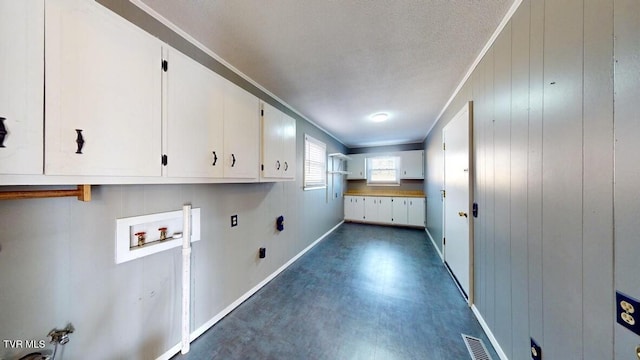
164 47 224 178
261 101 296 181
399 150 424 179
45 0 162 177
347 153 366 179
0 0 44 175
223 81 260 180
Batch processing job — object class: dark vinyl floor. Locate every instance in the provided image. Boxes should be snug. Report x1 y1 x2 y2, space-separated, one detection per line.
172 223 498 360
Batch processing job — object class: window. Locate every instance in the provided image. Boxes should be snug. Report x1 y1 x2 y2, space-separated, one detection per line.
367 156 401 185
304 134 326 190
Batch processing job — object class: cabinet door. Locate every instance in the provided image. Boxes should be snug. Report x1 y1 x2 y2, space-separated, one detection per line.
223 80 259 179
407 197 425 227
0 0 43 175
392 197 409 225
363 196 376 222
344 196 355 220
377 197 393 223
281 113 296 179
261 103 296 181
261 102 283 179
165 47 224 178
45 0 162 176
400 150 424 179
347 153 366 179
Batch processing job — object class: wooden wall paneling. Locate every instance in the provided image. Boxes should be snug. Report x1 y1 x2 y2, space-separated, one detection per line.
582 0 614 359
613 0 640 358
483 47 496 330
527 0 545 347
510 2 531 358
542 0 584 358
493 24 513 357
472 56 486 314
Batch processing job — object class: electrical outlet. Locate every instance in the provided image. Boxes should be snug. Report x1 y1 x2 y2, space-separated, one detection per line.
259 247 266 258
617 291 640 335
231 215 238 227
530 338 541 360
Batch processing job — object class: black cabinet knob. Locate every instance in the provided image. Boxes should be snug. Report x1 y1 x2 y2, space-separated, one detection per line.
75 129 85 154
0 117 7 148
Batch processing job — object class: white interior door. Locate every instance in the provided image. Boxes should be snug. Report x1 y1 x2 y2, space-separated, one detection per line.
443 102 473 300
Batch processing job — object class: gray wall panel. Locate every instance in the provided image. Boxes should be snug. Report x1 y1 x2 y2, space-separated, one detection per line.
492 25 513 357
542 0 584 358
482 48 496 329
509 3 530 358
471 58 486 318
583 0 614 359
613 0 640 358
527 0 545 347
423 0 620 358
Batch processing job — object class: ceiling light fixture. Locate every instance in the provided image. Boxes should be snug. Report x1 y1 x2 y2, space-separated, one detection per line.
370 113 389 123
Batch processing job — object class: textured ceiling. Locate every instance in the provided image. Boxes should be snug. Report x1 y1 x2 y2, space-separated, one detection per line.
137 0 513 147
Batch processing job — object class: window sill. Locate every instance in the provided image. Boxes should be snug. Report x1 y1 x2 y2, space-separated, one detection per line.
304 185 327 191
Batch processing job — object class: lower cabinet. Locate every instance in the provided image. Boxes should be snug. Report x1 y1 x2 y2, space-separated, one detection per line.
344 195 425 228
407 197 426 227
391 197 408 224
344 196 365 221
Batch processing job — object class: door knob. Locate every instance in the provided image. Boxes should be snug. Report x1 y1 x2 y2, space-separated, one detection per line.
458 211 468 218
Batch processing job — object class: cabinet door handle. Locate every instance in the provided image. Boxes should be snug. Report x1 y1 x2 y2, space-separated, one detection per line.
75 129 85 154
231 154 236 167
0 117 7 148
284 161 288 171
276 160 280 170
212 151 218 166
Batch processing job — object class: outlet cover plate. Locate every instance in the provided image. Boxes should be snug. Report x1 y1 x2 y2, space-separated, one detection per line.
616 291 640 336
231 214 238 227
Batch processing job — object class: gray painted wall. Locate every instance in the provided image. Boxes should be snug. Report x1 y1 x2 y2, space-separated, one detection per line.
424 0 626 358
0 119 345 359
0 2 346 359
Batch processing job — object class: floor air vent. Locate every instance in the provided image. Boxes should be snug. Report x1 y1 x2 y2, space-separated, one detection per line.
462 334 492 360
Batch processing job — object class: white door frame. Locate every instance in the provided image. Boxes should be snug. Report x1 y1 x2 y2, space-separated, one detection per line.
442 101 474 305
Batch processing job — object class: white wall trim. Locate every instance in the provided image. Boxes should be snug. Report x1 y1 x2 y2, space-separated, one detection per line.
128 0 344 147
424 0 523 139
426 228 444 261
471 304 509 360
156 221 344 360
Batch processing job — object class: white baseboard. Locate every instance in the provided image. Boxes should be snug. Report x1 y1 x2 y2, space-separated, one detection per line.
425 228 444 261
156 221 344 360
471 304 509 360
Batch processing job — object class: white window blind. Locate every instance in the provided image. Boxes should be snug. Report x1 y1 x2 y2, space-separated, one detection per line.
367 156 401 185
304 134 326 190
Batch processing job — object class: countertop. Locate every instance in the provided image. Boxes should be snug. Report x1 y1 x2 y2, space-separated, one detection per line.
344 190 425 198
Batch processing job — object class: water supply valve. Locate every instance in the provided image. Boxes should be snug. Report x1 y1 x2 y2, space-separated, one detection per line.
158 227 168 241
276 215 284 231
134 231 146 247
48 324 74 346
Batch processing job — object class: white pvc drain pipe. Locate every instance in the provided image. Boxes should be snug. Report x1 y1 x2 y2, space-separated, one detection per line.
181 204 192 354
